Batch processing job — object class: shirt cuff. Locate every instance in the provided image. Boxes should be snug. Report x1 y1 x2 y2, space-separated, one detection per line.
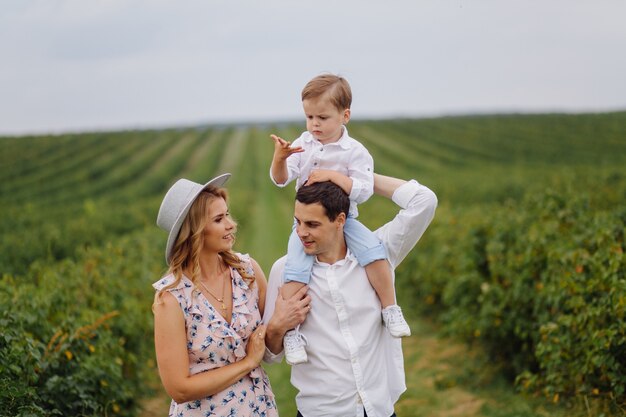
391 179 420 209
269 169 290 188
263 347 284 364
348 178 362 201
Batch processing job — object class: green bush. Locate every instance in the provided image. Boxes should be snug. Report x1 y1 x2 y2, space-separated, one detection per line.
403 176 626 405
0 230 162 416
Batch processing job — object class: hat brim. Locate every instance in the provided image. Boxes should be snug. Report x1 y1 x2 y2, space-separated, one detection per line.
164 173 231 265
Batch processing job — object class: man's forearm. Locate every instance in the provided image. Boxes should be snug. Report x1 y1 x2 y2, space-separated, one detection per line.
265 319 286 355
373 173 406 199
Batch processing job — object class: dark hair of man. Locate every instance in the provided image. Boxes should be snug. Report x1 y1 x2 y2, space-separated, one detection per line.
295 181 350 221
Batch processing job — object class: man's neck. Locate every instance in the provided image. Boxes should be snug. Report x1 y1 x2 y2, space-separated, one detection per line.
316 241 348 265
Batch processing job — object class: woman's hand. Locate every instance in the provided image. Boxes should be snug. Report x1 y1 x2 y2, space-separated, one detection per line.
245 324 267 369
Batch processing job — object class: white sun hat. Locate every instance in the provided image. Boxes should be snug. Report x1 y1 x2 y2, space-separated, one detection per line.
156 173 231 264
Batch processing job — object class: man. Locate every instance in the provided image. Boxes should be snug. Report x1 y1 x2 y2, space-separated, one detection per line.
263 173 437 417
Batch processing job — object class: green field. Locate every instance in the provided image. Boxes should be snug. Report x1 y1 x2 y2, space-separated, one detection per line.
1 112 625 416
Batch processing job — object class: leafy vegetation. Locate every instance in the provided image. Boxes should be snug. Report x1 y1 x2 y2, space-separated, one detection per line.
1 112 625 416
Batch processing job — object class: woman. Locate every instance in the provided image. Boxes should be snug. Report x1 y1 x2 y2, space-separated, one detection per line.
152 173 278 416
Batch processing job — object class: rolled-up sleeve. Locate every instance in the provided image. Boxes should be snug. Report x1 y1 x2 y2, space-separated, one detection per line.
375 180 438 268
347 146 374 204
263 346 284 364
262 256 286 363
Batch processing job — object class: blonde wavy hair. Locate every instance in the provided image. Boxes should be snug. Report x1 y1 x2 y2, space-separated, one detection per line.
156 185 254 302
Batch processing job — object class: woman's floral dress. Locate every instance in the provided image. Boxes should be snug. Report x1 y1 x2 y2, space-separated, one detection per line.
153 254 278 417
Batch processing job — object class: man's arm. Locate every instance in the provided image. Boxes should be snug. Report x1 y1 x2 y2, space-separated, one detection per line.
373 173 438 269
263 257 311 360
373 173 409 199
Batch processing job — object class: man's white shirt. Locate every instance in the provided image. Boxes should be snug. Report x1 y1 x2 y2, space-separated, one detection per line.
263 180 437 417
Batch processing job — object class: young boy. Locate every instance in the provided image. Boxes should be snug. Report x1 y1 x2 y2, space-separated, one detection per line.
269 74 410 365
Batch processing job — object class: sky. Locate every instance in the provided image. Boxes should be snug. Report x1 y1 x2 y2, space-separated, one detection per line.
1 0 625 136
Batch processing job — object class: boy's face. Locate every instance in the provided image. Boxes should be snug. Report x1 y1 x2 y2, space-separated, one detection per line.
302 94 350 144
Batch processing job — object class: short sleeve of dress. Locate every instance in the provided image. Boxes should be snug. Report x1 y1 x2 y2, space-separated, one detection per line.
236 253 255 276
152 274 192 318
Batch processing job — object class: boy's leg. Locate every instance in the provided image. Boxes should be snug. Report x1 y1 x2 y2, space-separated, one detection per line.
281 281 307 300
344 218 410 337
282 226 312 365
364 260 395 308
284 225 314 286
344 218 394 305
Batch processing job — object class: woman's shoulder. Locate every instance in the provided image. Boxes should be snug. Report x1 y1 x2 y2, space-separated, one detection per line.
233 252 254 271
152 273 192 292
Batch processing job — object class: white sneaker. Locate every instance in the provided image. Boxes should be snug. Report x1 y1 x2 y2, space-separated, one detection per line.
284 329 308 365
382 305 411 337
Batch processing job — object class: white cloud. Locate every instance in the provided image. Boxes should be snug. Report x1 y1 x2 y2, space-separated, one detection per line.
1 0 625 135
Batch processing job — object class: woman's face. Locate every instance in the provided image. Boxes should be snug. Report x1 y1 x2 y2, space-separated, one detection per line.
202 197 236 253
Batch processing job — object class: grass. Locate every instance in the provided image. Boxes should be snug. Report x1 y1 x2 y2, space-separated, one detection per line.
396 319 561 417
140 315 580 417
3 112 625 416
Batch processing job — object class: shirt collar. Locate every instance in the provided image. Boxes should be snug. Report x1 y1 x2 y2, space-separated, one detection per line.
303 126 351 150
313 247 356 267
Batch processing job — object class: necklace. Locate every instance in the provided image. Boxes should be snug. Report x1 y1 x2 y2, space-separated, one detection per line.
199 263 229 314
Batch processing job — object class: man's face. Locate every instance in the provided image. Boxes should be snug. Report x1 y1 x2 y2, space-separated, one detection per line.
294 200 345 261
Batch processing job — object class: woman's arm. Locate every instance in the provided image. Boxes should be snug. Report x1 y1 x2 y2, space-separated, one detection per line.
153 292 266 403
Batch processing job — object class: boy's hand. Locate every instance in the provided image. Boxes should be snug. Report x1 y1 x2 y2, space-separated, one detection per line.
271 134 304 161
305 169 353 195
305 169 340 185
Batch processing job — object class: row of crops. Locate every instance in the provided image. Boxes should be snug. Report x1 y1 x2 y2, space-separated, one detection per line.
1 112 625 415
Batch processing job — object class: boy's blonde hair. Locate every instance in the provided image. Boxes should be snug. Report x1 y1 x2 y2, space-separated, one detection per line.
301 74 352 111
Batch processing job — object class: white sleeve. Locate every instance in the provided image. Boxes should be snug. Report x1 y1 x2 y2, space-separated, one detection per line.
262 256 286 363
347 145 374 204
375 180 438 269
262 258 283 324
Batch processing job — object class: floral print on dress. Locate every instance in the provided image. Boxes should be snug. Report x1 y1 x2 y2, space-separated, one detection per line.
153 253 278 417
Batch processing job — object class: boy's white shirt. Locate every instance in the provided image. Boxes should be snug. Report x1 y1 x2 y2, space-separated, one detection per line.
269 127 374 217
263 180 438 417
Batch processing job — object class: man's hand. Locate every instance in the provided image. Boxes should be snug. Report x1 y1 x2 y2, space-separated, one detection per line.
273 285 311 330
265 285 311 354
271 134 304 162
